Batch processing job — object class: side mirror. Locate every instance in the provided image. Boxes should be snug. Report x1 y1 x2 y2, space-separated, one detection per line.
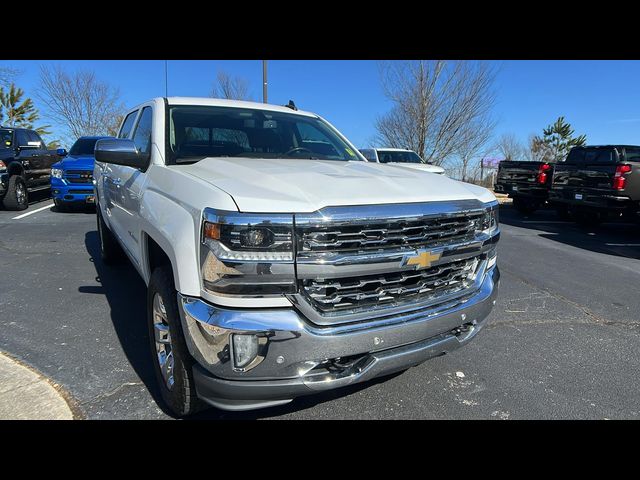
94 138 150 170
56 148 68 157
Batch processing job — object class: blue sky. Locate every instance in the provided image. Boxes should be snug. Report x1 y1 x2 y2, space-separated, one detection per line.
2 60 640 149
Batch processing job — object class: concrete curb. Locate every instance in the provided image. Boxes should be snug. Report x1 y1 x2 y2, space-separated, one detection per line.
0 352 80 420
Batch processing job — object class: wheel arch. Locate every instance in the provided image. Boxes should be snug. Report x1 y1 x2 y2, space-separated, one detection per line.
7 162 25 178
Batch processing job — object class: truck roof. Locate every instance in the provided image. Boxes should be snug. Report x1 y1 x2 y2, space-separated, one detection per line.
371 147 414 152
575 145 640 149
163 97 318 118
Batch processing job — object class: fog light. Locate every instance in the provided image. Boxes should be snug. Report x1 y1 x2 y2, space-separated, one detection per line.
232 334 259 369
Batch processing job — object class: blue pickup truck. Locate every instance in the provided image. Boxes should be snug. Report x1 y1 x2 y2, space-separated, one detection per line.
51 136 111 210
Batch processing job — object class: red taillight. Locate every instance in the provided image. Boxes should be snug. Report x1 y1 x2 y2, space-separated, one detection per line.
537 163 551 184
0 160 6 170
613 164 632 190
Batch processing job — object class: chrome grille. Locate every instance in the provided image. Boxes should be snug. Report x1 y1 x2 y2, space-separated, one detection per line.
301 256 482 314
299 213 482 253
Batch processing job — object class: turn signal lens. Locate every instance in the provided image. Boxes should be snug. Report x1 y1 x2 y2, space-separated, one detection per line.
204 222 221 240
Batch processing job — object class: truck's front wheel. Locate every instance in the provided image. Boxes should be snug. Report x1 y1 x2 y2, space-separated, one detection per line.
2 175 28 211
147 266 204 417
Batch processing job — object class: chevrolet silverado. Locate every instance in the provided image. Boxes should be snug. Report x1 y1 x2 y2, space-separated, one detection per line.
93 97 500 415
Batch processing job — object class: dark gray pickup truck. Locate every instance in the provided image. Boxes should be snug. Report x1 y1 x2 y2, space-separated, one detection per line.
549 145 640 224
494 160 554 215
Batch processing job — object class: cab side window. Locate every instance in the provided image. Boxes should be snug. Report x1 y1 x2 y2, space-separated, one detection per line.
27 131 44 147
16 130 30 147
118 111 139 139
132 107 153 154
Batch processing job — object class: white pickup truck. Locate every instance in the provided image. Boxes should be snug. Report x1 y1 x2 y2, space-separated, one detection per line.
93 97 500 416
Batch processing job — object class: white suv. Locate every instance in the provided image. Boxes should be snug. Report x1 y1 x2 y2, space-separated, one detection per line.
359 148 446 174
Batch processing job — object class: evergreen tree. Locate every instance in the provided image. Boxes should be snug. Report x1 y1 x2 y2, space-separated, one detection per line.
533 116 586 163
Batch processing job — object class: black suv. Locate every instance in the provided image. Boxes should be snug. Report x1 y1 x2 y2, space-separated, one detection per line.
0 127 65 210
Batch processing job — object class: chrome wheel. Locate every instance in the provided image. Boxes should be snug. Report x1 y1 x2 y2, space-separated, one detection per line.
16 181 26 205
152 293 174 390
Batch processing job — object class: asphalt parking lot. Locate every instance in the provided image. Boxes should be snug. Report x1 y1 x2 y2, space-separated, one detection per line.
1 192 639 419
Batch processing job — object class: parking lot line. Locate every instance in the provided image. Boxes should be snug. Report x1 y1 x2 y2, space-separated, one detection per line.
12 203 54 220
520 220 572 224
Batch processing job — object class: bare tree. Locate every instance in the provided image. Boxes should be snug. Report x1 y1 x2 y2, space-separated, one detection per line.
36 65 126 144
0 67 21 88
450 117 496 182
211 71 252 100
495 133 526 161
374 60 497 166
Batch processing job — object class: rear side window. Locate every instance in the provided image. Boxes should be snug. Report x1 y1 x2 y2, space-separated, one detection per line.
118 110 138 139
27 131 44 146
132 107 153 154
624 148 640 162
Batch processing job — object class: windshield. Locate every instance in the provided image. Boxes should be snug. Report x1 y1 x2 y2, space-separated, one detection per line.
1 129 13 149
69 137 103 156
377 150 424 164
168 105 364 163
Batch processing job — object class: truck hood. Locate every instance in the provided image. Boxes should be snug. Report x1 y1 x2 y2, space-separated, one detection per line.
175 158 495 213
389 162 446 175
58 155 95 170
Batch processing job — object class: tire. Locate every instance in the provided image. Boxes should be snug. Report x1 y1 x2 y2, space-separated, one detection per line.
513 196 538 215
96 207 123 265
147 266 205 417
573 210 602 227
2 175 28 211
554 204 571 220
54 198 68 212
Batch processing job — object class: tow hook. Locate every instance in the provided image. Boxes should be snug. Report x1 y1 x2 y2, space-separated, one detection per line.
453 321 477 342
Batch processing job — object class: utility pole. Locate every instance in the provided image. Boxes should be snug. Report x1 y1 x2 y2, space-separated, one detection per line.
480 158 484 183
262 60 268 103
165 60 168 97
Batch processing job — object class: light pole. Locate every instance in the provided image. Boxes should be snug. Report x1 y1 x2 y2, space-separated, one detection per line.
164 60 168 97
262 60 268 103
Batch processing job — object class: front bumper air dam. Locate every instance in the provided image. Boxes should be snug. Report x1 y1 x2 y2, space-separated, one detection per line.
179 267 500 411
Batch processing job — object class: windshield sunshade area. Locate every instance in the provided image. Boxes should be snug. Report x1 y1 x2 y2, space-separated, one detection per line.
168 105 364 164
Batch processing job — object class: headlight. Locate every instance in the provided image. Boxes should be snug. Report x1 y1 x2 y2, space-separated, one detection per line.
480 205 499 235
51 168 63 179
200 209 296 296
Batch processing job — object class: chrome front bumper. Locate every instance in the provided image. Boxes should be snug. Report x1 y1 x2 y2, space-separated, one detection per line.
178 266 500 411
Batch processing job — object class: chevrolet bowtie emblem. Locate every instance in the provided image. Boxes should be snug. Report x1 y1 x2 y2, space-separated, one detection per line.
403 250 442 269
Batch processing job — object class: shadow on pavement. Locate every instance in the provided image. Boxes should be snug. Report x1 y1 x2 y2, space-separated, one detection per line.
83 230 167 415
82 229 408 420
499 204 640 260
